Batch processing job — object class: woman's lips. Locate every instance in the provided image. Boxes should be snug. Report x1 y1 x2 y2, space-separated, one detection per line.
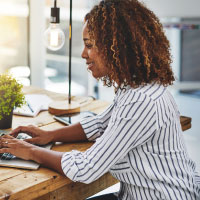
87 63 94 71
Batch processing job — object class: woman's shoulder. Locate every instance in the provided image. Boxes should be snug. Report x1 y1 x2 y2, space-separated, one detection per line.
116 84 167 106
136 83 167 100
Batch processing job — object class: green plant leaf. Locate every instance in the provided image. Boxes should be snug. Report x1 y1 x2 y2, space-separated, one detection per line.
0 73 25 120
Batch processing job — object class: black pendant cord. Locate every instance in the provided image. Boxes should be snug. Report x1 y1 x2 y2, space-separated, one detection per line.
68 0 72 105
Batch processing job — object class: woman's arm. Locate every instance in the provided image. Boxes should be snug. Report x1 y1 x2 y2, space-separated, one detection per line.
61 100 157 184
49 122 88 143
10 102 114 145
10 123 88 145
0 123 88 174
30 147 65 175
1 123 88 175
33 122 87 174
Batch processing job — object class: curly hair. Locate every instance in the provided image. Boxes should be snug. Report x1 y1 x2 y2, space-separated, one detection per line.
85 0 175 89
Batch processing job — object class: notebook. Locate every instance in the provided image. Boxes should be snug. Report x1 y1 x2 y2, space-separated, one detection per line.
14 94 53 117
0 130 53 170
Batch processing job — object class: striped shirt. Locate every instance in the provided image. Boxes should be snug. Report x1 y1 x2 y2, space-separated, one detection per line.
61 84 200 200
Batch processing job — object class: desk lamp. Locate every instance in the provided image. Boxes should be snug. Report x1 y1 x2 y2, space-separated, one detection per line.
45 0 80 115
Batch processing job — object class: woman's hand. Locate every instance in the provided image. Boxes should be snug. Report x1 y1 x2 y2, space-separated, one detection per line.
0 135 37 160
10 125 53 145
0 135 65 175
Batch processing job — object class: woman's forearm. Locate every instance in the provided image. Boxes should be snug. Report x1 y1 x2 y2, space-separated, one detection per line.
26 123 88 175
49 123 88 143
30 146 65 175
20 122 89 175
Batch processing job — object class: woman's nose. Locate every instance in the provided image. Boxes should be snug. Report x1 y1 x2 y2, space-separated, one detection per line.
81 48 88 59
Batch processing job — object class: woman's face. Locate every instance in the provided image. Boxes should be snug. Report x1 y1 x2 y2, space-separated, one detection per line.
81 23 108 79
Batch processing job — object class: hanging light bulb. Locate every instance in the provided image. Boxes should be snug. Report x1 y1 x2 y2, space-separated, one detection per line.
44 0 65 51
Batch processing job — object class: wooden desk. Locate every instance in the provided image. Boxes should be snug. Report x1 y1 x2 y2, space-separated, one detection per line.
0 86 191 200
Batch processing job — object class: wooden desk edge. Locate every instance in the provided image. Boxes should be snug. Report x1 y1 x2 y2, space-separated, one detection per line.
180 116 192 131
35 173 118 200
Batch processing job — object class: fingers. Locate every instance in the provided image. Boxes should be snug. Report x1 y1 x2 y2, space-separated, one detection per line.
0 147 12 154
0 141 8 148
0 135 12 142
9 125 36 137
0 141 19 155
24 138 38 144
1 135 14 139
9 126 23 137
0 136 15 148
0 141 11 149
0 135 24 148
0 135 35 160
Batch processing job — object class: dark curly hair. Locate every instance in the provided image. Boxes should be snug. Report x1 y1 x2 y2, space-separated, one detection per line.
85 0 175 89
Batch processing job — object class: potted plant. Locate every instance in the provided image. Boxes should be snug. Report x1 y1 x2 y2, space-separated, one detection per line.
0 73 25 129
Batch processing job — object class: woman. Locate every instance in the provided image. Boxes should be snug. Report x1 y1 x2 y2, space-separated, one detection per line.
0 0 200 199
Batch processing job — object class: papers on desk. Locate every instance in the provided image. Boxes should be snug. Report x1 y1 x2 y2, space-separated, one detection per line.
14 94 53 117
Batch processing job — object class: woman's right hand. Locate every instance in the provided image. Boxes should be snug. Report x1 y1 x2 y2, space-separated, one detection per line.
9 125 53 145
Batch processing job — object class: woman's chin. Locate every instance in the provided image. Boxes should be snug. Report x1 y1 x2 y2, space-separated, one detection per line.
92 73 103 79
92 75 99 79
90 70 107 79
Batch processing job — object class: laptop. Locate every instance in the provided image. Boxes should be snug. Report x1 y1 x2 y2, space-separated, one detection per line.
0 130 53 170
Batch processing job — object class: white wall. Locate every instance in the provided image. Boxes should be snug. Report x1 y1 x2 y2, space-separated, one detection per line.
141 0 200 18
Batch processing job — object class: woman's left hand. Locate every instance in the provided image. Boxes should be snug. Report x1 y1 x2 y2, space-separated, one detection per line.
0 135 37 160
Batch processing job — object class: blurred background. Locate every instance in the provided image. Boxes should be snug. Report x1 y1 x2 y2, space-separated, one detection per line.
0 0 200 98
0 0 99 96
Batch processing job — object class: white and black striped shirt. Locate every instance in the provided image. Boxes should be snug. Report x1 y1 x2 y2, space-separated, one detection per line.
61 84 200 200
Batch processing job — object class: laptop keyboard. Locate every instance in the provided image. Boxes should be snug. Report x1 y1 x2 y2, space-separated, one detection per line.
0 130 31 160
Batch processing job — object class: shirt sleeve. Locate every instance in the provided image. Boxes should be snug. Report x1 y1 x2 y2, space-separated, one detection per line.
80 103 114 141
61 97 158 184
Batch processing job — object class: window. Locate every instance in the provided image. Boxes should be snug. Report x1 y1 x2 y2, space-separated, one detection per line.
44 0 99 96
0 0 30 85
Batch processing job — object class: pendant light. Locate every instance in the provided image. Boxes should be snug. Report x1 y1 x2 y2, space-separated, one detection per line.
44 0 65 51
47 0 80 115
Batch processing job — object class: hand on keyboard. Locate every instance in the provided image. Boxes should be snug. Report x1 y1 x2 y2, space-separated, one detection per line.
10 125 53 146
0 134 38 161
0 133 32 160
